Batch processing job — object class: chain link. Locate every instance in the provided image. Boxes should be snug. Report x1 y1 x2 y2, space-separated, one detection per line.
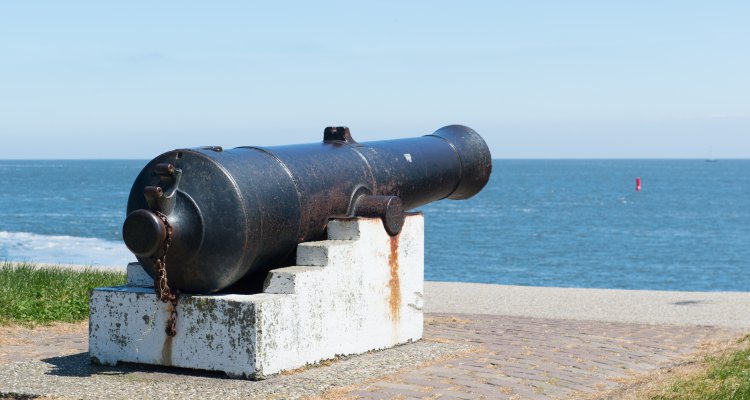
150 210 179 337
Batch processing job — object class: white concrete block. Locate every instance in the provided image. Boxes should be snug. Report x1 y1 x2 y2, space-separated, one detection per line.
327 218 362 240
295 240 352 266
126 262 153 287
263 266 323 294
89 215 424 379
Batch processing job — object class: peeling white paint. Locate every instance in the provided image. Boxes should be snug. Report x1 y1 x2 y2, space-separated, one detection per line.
89 215 424 379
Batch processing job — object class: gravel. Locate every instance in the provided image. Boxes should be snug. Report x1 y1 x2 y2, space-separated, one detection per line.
0 340 473 400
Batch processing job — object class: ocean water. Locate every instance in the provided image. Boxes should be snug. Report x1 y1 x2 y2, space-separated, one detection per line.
0 160 139 267
0 159 747 291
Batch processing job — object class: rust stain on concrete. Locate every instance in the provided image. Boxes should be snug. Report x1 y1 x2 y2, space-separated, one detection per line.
388 234 401 320
161 304 174 365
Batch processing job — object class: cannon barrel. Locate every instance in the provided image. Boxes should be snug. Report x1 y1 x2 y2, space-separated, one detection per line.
122 125 492 294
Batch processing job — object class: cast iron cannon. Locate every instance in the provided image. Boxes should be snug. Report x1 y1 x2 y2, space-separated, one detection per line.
123 125 492 294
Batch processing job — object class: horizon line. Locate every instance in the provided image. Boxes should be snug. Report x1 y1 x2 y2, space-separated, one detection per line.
0 157 748 161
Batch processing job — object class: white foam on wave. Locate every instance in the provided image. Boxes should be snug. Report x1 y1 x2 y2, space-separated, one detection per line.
0 231 135 267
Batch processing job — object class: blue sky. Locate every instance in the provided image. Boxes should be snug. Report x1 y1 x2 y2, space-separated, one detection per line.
1 1 748 159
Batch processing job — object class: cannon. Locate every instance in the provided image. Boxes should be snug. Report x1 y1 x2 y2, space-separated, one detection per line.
122 125 492 294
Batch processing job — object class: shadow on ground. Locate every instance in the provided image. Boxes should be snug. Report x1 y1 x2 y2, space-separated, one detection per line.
42 352 231 380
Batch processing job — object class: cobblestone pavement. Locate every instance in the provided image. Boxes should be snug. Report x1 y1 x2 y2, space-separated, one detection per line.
341 314 740 400
0 314 740 400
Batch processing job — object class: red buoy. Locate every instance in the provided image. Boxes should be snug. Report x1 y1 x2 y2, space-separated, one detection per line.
636 177 641 191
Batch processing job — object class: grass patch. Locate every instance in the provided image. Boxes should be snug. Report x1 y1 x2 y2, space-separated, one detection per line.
650 335 750 400
0 262 125 326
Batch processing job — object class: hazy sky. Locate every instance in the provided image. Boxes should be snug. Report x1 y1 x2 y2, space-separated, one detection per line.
1 1 748 159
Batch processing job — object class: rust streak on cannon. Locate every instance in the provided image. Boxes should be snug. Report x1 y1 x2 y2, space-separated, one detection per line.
122 125 492 294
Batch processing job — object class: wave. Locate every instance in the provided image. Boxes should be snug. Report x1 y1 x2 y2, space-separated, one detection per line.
0 231 135 267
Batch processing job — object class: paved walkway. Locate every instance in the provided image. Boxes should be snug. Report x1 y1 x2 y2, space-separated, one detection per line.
343 314 738 399
1 282 746 399
426 282 750 329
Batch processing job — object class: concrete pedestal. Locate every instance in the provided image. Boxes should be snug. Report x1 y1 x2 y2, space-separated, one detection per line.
89 215 424 379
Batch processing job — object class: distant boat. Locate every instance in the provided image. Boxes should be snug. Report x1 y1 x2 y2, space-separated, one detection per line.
705 158 719 163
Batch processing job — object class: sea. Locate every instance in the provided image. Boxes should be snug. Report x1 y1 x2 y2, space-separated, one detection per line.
0 159 747 292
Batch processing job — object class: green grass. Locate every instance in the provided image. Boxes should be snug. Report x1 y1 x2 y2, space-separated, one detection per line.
652 335 750 400
0 262 126 325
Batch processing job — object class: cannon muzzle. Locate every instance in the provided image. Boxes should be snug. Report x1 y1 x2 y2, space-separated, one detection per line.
123 125 492 294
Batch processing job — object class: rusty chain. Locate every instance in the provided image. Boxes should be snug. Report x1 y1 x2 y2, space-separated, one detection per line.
150 210 179 336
